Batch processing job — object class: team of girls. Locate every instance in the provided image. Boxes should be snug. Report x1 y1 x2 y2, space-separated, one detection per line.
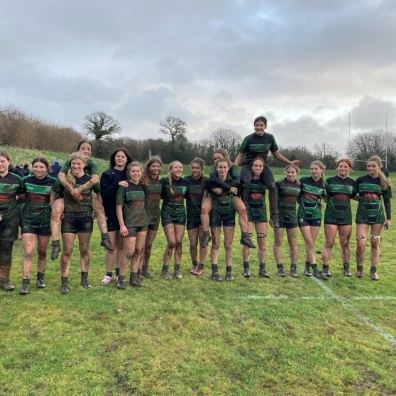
0 147 391 293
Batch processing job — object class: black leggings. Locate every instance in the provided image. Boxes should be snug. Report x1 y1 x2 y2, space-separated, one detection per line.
240 165 278 217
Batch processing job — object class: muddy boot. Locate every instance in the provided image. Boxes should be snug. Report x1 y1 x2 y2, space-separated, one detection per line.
116 275 126 289
240 232 256 248
356 265 363 278
259 263 270 278
200 230 211 248
312 264 327 280
36 272 46 288
0 264 15 291
303 262 312 277
129 272 142 288
343 263 352 277
243 261 251 278
277 263 286 277
210 264 222 282
60 277 70 294
142 264 154 279
174 264 182 279
51 240 61 260
161 265 172 280
322 265 331 278
290 264 299 278
370 266 379 281
100 233 114 251
20 278 30 295
80 272 91 288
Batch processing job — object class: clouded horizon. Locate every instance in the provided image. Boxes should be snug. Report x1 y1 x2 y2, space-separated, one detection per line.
1 0 396 153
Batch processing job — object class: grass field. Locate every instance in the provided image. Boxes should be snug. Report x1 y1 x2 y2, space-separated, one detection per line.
1 146 396 395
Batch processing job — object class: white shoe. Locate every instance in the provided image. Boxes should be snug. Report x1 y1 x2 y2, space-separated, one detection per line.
101 275 112 284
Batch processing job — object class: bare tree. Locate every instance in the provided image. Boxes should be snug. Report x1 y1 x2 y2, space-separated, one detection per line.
82 111 121 141
159 116 187 143
209 128 242 159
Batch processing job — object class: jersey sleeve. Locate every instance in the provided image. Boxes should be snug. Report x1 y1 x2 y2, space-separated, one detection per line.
270 134 279 152
116 186 126 205
52 179 64 195
92 182 100 194
88 160 99 175
238 136 249 154
383 187 392 220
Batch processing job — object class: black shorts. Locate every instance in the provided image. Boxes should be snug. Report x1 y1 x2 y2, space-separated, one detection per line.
0 216 19 241
61 212 93 234
21 225 51 236
126 225 148 237
187 217 201 230
106 217 120 232
148 221 160 232
276 221 298 229
210 205 236 228
298 218 321 227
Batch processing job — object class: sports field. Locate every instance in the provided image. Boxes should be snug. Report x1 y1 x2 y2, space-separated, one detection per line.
1 147 395 395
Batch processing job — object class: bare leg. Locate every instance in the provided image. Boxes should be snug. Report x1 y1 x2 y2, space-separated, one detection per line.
356 224 369 273
188 228 199 269
50 198 64 259
22 234 36 279
92 193 113 250
60 233 76 277
162 224 176 279
273 228 284 265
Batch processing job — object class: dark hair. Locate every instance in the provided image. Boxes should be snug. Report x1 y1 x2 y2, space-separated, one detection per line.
32 157 49 169
76 139 92 151
110 148 132 169
0 151 12 162
253 116 267 127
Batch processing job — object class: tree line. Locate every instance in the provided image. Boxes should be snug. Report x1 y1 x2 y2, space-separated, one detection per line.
1 107 395 170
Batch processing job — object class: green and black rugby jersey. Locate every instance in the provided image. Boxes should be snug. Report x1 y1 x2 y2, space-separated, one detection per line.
324 176 355 225
61 158 98 176
248 178 267 222
239 132 278 165
53 174 100 213
0 172 23 218
207 172 235 205
116 182 147 228
185 175 207 219
209 165 240 190
355 175 392 224
161 177 189 205
21 175 56 227
276 178 301 223
297 176 325 221
144 178 162 225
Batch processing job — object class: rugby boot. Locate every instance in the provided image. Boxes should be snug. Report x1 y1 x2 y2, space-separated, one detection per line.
60 277 70 294
290 264 299 278
80 272 91 288
100 234 114 251
51 240 61 260
19 279 30 295
36 272 46 288
277 263 286 277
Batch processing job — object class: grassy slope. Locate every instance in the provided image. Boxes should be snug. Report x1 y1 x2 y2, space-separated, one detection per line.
0 146 395 395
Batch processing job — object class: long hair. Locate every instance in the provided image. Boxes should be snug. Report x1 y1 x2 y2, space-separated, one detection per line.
32 157 50 170
168 160 183 194
143 156 163 185
336 157 353 169
66 152 88 187
126 161 144 183
368 155 391 190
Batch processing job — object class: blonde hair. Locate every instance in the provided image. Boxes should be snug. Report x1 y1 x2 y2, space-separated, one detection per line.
310 160 326 177
66 152 88 187
367 155 391 190
168 160 183 194
336 157 353 169
284 163 300 184
127 161 144 183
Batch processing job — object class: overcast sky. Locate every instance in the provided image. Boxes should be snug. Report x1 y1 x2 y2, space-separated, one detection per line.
1 0 396 153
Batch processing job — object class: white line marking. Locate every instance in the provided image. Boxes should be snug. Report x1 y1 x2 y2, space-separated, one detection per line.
238 294 396 301
311 278 396 347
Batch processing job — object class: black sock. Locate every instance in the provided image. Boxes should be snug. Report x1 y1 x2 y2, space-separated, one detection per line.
323 265 329 271
370 265 377 273
106 272 113 277
259 262 266 269
243 261 249 269
211 264 218 273
115 268 120 277
226 265 232 273
162 265 169 272
101 233 109 241
174 264 181 271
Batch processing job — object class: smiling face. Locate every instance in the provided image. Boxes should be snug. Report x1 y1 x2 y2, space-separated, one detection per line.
71 158 85 176
114 151 128 168
170 162 183 178
286 166 298 182
251 159 264 176
336 161 351 178
79 142 92 157
367 160 380 177
254 120 266 136
32 161 48 179
129 165 142 183
191 162 203 179
149 161 162 177
0 155 10 175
